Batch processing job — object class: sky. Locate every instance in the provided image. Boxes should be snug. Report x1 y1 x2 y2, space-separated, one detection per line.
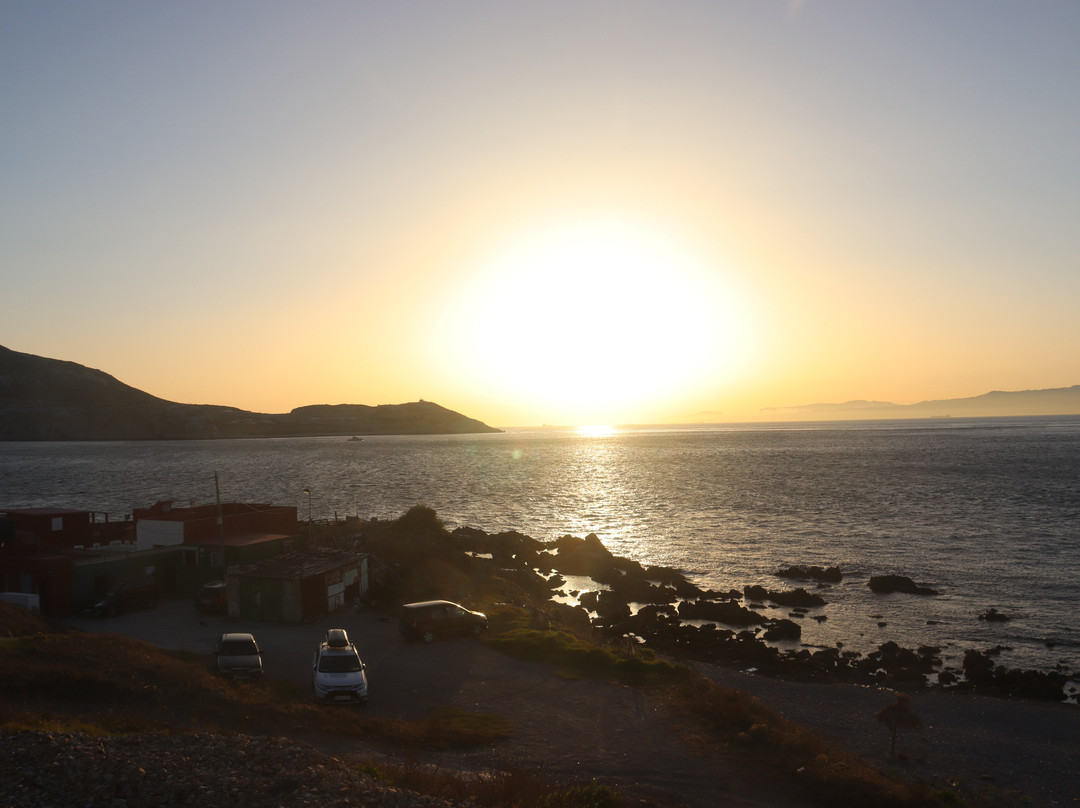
3 2 1079 428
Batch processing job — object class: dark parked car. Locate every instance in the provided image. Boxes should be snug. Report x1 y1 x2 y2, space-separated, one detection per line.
85 575 158 617
214 632 263 680
399 600 488 643
196 580 227 614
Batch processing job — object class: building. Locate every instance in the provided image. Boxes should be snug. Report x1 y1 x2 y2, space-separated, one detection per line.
0 507 129 549
228 547 370 623
0 500 302 616
132 501 302 597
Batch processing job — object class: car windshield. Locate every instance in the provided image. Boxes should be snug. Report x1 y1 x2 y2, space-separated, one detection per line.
319 652 361 673
220 639 258 655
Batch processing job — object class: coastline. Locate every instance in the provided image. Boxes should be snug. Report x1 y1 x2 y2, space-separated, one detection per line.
445 525 1079 705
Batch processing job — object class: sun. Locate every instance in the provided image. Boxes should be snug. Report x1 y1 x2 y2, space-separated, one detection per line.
437 215 752 424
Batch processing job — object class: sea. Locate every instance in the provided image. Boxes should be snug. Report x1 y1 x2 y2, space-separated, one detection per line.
3 416 1079 680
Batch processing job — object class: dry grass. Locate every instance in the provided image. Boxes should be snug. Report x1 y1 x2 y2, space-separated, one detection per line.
486 627 690 684
663 676 970 808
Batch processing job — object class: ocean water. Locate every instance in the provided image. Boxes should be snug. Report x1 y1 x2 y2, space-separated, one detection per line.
3 416 1079 678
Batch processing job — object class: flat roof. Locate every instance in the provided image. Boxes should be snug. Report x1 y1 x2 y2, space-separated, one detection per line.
239 547 368 580
2 508 89 517
186 532 295 548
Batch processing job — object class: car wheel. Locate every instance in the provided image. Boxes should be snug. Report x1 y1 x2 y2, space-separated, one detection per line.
422 631 434 644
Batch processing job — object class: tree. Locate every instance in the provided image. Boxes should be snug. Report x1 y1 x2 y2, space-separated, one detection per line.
877 693 924 756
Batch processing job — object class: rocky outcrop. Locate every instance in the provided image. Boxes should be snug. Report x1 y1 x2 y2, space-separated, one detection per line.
773 565 843 583
678 599 765 626
744 585 827 608
868 575 939 596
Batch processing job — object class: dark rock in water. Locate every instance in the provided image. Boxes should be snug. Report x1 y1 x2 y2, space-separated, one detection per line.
770 587 827 608
937 670 957 686
587 590 631 623
963 650 996 685
990 666 1068 700
678 599 765 627
742 584 826 608
979 607 1011 622
774 565 843 583
549 533 617 577
744 585 769 602
763 619 801 641
609 575 679 605
868 574 939 596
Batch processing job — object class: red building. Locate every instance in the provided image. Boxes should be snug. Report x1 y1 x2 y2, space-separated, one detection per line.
133 501 299 546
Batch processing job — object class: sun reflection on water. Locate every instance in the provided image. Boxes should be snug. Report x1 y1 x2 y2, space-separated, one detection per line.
575 424 618 438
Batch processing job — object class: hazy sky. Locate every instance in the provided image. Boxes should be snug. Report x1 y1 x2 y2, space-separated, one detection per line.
3 2 1078 427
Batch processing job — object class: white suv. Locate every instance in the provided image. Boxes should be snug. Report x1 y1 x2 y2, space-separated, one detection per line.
312 629 368 705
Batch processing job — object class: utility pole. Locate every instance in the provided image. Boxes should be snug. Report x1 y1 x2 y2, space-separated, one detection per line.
215 471 226 576
303 487 312 546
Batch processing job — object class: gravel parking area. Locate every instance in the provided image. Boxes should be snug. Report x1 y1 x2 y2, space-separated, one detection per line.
61 598 1080 807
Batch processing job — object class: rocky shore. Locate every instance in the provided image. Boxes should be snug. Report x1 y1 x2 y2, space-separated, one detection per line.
0 730 463 808
449 526 1077 703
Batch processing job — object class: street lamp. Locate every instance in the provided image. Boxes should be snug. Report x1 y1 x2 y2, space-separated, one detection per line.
302 487 312 544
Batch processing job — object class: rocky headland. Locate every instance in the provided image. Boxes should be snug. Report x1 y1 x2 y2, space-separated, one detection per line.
0 345 500 440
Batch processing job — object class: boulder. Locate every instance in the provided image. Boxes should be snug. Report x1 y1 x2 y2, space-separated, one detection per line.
762 619 801 641
868 574 939 596
678 599 765 627
774 565 843 583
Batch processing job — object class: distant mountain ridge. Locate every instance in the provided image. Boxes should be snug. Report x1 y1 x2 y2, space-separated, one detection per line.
0 345 501 440
759 385 1080 420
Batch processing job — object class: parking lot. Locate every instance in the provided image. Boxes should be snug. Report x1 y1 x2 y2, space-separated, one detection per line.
63 596 494 721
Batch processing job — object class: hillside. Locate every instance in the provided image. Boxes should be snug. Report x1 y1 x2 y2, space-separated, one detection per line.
0 346 501 440
758 385 1080 421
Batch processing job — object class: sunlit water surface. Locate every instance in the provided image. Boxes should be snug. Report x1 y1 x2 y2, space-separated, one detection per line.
3 417 1079 676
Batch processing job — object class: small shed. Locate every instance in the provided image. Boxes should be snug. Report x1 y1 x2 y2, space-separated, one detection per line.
230 547 369 624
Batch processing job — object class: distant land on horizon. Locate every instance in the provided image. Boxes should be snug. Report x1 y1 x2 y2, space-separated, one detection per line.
3 345 1079 440
0 345 502 441
687 386 1080 424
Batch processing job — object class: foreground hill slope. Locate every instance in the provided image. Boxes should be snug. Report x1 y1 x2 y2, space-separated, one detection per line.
0 345 500 440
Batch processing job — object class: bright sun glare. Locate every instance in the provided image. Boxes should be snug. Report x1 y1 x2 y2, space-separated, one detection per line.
441 216 750 424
